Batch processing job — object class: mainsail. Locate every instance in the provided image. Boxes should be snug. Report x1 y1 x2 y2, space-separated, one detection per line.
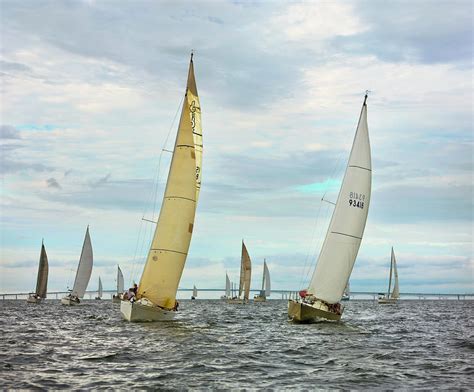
239 241 252 300
98 277 103 298
137 55 202 309
35 241 49 298
261 260 271 297
225 273 231 297
117 266 124 295
390 247 400 299
308 95 371 304
193 285 198 298
71 226 93 299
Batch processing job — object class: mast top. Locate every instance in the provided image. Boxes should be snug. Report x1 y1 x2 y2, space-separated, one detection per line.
190 50 194 62
364 90 370 105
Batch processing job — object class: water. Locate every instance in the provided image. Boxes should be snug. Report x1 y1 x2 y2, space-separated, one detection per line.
1 299 472 389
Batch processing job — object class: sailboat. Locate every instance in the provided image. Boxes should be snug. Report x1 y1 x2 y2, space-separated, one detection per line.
220 273 231 299
61 226 93 306
112 266 124 303
378 247 400 304
342 281 350 301
95 277 103 300
227 241 252 304
254 259 271 302
288 94 371 322
191 285 197 300
27 240 49 303
120 53 203 322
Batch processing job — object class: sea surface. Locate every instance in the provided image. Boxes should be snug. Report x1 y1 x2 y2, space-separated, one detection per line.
1 299 473 389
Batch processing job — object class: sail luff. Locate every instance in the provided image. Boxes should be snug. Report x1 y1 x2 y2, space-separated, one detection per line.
391 247 400 299
308 96 371 304
137 55 202 309
387 248 393 298
35 242 49 298
71 226 93 298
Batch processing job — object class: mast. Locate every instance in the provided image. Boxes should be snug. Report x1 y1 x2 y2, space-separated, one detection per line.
72 226 93 298
308 94 371 304
137 54 202 309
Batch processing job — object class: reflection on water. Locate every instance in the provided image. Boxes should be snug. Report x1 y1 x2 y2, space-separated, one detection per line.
0 299 472 389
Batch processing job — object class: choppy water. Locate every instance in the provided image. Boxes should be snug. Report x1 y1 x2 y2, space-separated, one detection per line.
1 299 472 389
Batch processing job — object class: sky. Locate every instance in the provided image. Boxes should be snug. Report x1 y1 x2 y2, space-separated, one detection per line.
0 0 472 297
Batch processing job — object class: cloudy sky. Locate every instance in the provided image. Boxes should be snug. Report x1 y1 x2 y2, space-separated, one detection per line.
1 0 472 297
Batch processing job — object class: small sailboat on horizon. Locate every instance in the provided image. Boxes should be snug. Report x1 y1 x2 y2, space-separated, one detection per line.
254 259 271 302
220 273 231 300
191 285 198 300
95 276 103 300
342 281 350 301
27 240 49 304
289 94 372 322
378 247 400 304
227 241 252 304
61 226 93 306
120 53 203 322
112 266 124 303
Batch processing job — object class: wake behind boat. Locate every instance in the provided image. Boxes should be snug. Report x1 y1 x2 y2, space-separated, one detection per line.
379 247 400 304
61 226 93 306
121 53 203 322
27 240 49 304
289 94 372 322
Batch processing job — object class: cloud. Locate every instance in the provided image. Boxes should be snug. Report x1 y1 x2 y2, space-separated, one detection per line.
0 125 21 139
46 177 61 189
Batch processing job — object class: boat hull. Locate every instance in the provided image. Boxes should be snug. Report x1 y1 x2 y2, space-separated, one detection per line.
27 296 43 304
120 300 175 322
226 298 247 304
253 296 266 302
378 298 398 304
112 296 121 304
288 299 341 322
61 296 80 306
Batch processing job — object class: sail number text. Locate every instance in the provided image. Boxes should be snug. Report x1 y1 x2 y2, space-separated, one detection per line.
349 192 366 209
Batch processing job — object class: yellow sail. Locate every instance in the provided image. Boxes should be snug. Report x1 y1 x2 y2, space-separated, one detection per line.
239 241 252 300
137 55 202 309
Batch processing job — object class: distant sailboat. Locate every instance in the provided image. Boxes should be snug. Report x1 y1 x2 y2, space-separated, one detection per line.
227 241 252 304
61 226 93 306
95 277 103 300
121 54 203 322
254 259 271 302
378 247 400 304
27 240 49 304
221 273 231 300
191 285 198 300
112 265 124 303
289 94 371 322
342 281 350 301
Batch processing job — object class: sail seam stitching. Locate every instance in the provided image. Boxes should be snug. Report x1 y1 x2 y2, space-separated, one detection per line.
331 231 362 240
150 248 188 255
348 165 371 172
164 196 196 202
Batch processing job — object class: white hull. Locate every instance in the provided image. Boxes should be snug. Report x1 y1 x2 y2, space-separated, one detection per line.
120 300 176 322
61 296 80 306
27 296 43 304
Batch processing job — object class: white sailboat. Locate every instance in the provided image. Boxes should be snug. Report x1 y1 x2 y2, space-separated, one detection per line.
289 94 371 322
95 277 103 300
191 285 198 300
254 259 271 302
112 265 124 303
227 241 252 304
27 240 49 303
378 247 400 304
342 281 350 301
61 226 93 306
221 273 231 300
121 54 203 322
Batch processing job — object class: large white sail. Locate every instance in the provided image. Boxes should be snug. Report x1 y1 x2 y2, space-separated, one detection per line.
391 247 400 299
225 273 231 297
263 260 271 297
137 55 202 309
308 96 371 304
36 241 49 298
117 266 124 294
71 226 93 299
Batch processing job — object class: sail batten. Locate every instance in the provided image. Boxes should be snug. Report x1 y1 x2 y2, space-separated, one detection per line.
308 96 371 304
137 56 202 309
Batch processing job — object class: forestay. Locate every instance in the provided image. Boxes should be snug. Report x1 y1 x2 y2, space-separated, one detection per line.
137 55 202 309
308 97 371 304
